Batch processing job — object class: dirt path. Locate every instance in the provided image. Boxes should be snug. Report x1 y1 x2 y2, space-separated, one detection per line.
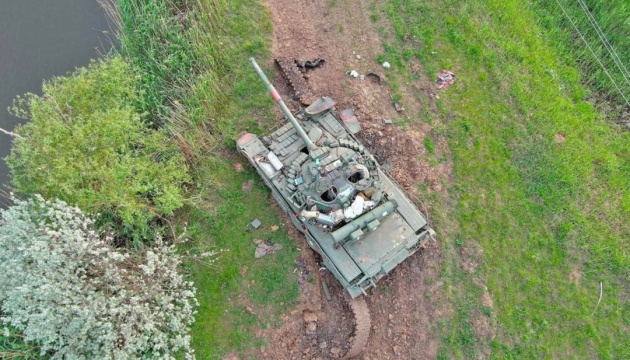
251 1 454 359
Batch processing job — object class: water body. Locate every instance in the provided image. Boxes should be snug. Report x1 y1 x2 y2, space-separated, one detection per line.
0 0 110 206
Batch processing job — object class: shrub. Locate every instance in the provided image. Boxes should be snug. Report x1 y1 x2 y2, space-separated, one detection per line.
6 57 190 234
0 196 197 359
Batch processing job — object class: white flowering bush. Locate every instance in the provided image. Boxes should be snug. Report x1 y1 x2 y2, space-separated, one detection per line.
0 196 198 359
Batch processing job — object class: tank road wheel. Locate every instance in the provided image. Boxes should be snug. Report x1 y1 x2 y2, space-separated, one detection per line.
344 296 371 359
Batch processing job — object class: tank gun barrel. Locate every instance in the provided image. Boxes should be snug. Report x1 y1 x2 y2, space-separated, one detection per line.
249 57 316 151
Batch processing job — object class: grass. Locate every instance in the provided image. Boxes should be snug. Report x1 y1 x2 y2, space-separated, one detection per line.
175 0 630 357
374 0 629 358
168 0 299 358
533 0 630 111
108 0 199 127
0 327 45 359
2 0 292 358
113 0 300 358
7 0 627 358
183 162 299 358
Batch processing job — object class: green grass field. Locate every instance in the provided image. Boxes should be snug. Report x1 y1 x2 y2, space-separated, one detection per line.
4 0 627 358
375 0 629 358
533 0 630 109
182 0 629 358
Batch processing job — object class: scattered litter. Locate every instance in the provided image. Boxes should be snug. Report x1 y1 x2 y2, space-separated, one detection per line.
356 54 361 60
384 119 393 125
382 61 391 69
436 69 456 89
348 70 385 84
241 179 254 191
270 225 280 232
246 218 262 231
366 72 383 84
394 102 405 112
295 57 325 69
253 238 283 258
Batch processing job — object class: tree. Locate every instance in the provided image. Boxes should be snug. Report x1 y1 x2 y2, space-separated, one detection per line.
0 196 197 359
6 57 190 234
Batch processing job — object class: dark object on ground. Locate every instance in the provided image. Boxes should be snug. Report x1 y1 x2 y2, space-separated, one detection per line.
366 72 383 84
242 179 254 191
322 279 332 301
296 57 325 69
437 70 456 89
246 218 262 231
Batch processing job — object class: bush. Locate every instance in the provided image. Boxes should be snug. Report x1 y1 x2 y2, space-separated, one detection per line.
6 57 190 234
0 196 197 359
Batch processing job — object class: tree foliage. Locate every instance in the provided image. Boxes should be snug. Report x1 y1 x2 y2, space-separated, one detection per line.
0 196 197 359
6 57 190 232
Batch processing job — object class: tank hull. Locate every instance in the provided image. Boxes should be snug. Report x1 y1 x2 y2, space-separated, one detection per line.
237 101 432 298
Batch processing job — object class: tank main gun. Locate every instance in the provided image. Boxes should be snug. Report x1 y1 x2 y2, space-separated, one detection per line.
249 57 316 151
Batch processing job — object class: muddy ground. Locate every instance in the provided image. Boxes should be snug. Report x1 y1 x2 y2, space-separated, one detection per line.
245 1 461 359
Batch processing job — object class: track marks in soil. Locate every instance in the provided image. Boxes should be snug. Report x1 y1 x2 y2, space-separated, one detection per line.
250 0 496 359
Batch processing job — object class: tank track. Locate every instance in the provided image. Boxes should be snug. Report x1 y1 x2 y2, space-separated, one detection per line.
344 296 371 359
275 57 316 105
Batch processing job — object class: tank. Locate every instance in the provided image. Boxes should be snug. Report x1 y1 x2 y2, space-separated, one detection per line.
238 58 435 299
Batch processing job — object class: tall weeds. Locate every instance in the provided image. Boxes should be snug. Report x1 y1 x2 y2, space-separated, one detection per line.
101 0 224 169
534 0 630 123
101 0 197 125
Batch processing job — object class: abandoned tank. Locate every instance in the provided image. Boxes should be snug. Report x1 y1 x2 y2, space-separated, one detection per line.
238 58 435 299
